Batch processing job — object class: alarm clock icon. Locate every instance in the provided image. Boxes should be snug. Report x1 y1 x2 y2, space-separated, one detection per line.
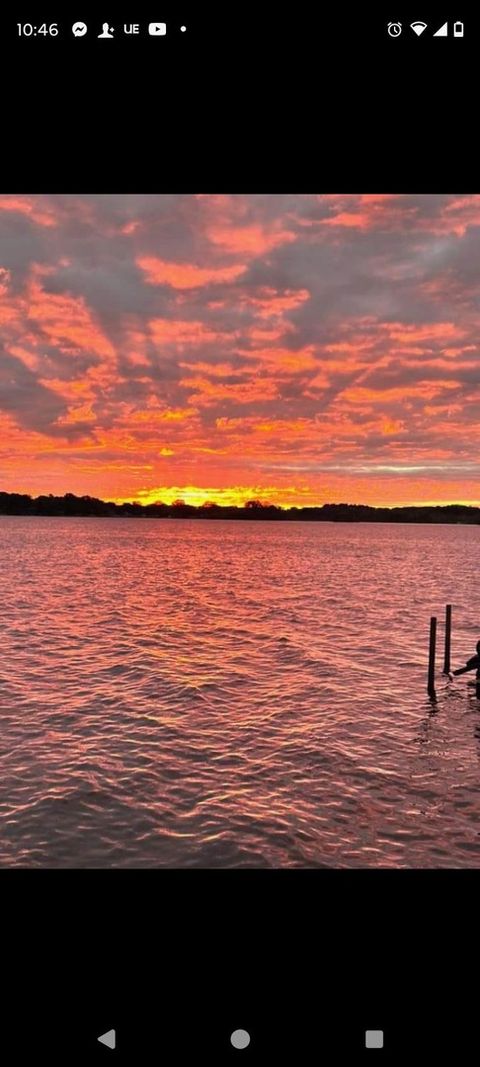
387 22 402 37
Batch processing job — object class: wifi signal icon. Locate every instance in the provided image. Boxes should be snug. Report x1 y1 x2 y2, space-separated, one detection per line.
410 20 428 36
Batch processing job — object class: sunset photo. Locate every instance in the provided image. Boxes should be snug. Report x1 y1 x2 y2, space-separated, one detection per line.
1 192 479 867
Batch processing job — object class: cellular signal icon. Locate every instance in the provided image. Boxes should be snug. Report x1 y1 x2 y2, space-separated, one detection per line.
410 20 428 36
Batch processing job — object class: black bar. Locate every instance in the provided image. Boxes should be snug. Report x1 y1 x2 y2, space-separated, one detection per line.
428 616 437 696
443 603 452 674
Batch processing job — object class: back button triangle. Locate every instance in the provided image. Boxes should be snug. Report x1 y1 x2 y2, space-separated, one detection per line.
98 1030 116 1050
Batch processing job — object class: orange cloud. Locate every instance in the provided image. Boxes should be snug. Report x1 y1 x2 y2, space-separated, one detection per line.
137 256 246 289
207 224 296 255
180 374 279 406
149 318 228 345
0 196 58 227
246 287 310 318
385 322 463 344
27 280 115 359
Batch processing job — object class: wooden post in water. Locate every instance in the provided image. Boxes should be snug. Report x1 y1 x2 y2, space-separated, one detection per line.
443 603 452 675
428 616 437 698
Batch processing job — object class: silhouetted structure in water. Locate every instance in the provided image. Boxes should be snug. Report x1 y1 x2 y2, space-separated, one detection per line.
451 641 480 683
1 491 480 524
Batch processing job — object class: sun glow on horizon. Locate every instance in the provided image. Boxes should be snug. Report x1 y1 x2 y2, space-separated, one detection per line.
108 487 480 510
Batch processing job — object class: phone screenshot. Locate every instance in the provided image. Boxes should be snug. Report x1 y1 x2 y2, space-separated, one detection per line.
0 7 477 1060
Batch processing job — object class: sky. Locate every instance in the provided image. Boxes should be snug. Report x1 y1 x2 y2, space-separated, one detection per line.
0 193 479 508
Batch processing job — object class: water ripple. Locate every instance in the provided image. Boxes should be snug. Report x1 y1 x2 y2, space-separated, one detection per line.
0 516 480 867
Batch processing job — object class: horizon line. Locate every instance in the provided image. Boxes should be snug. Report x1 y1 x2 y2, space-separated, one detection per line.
2 490 480 512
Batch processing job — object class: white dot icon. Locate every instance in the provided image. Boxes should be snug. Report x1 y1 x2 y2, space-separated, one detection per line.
230 1029 251 1050
181 25 187 32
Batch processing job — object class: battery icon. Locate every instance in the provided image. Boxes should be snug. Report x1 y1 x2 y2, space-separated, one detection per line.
454 21 464 36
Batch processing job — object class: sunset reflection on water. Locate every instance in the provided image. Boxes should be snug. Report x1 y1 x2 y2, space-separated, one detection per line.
0 516 479 867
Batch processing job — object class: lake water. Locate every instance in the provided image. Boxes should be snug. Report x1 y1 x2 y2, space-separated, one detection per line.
1 516 479 868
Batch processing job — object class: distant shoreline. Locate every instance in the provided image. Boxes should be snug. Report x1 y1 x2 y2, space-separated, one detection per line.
1 492 480 524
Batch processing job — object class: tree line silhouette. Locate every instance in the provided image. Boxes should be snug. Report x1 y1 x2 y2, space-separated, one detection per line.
1 491 480 523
